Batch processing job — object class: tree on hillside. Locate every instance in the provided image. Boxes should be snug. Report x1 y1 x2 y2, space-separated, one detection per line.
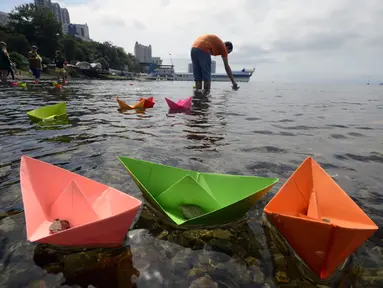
8 3 62 57
3 2 142 72
0 27 30 55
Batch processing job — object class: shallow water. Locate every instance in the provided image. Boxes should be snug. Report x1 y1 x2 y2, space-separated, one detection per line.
0 80 382 287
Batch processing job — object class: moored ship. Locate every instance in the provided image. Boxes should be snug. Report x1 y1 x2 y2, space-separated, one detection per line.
138 65 255 82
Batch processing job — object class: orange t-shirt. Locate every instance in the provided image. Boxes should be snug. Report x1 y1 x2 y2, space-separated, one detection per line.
192 34 228 58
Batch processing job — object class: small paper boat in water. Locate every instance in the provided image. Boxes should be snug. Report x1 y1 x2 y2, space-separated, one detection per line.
20 156 142 247
116 97 155 110
140 96 155 108
118 156 279 226
27 102 67 122
165 96 193 110
263 157 378 279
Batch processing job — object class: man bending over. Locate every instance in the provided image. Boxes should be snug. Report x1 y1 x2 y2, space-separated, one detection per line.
191 34 239 91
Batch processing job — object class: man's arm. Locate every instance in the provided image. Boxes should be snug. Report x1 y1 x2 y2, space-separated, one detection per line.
222 56 237 87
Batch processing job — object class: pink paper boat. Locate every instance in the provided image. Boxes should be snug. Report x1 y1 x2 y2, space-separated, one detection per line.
165 96 193 110
20 155 142 247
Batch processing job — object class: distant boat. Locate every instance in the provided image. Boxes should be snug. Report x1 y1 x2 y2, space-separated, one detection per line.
139 65 255 83
379 82 383 85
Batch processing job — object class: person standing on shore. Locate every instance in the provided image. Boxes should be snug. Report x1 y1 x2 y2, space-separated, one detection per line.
190 34 238 92
0 41 11 83
7 61 16 80
53 50 66 84
28 45 42 84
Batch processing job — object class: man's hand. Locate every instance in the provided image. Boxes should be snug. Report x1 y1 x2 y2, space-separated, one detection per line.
232 82 239 91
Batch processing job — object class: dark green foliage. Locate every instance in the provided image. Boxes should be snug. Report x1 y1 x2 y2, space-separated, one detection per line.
2 2 141 72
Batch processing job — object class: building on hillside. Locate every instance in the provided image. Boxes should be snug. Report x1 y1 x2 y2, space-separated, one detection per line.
187 60 216 74
34 0 70 24
62 23 91 41
134 42 152 63
34 0 52 9
61 8 70 24
51 3 62 23
0 11 9 27
152 57 162 65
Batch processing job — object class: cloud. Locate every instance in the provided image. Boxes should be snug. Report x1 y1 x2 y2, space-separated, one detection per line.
160 0 171 7
57 0 382 82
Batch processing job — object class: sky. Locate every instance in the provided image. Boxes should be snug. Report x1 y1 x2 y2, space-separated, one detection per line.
1 0 382 83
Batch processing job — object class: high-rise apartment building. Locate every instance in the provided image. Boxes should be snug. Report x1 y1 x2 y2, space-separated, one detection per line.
34 0 70 24
34 0 52 9
61 8 70 24
134 42 152 63
62 23 90 41
0 11 9 27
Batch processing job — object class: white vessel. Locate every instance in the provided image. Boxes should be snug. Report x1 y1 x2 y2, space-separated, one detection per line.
175 68 255 82
138 65 255 82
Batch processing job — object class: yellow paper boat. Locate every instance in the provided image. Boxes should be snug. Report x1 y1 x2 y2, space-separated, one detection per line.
116 98 145 110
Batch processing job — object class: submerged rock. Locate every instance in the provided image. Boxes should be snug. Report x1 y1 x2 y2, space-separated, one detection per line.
189 275 218 288
180 204 205 219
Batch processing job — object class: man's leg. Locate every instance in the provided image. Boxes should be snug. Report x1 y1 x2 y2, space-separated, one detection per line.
191 48 202 90
201 51 212 91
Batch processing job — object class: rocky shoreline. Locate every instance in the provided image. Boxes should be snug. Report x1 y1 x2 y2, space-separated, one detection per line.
1 204 382 287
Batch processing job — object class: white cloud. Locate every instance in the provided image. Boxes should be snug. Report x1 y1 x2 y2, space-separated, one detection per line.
58 0 383 83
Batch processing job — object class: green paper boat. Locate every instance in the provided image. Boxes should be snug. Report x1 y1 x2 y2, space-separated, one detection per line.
118 157 279 226
27 102 67 122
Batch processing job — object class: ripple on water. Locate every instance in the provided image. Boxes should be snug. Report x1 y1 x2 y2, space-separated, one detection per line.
241 146 288 154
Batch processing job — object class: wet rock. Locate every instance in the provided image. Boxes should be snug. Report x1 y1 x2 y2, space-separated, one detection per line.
33 245 139 288
215 258 253 286
271 252 287 269
249 265 265 284
297 281 320 288
171 248 196 276
189 275 218 288
0 216 17 233
156 230 168 240
275 270 290 283
359 268 383 287
181 229 233 242
167 233 191 247
187 267 206 281
27 280 47 288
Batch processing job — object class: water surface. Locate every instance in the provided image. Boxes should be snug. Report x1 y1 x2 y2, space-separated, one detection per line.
0 80 382 287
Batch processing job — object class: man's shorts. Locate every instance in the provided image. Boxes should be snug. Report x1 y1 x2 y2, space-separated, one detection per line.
55 68 65 73
190 47 211 81
30 68 41 79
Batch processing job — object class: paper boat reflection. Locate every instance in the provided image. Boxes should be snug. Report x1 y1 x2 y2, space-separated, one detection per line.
20 156 142 247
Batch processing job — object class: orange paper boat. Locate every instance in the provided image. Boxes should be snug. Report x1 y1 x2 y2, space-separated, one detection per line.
116 97 155 110
20 156 142 247
263 157 378 279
